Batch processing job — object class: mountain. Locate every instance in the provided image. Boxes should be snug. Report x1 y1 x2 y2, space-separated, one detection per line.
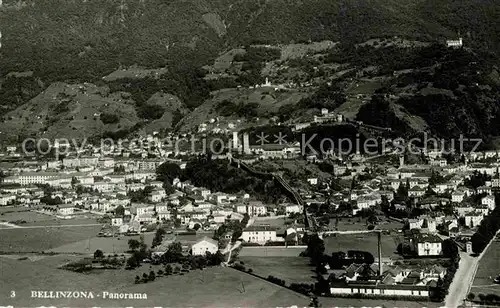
1 0 500 142
0 82 187 142
2 0 500 83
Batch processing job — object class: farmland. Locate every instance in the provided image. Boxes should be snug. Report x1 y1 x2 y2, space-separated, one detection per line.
327 217 404 232
0 255 310 307
470 239 500 297
319 295 441 308
323 232 403 260
238 256 316 285
0 225 101 253
0 207 100 227
238 246 306 257
49 232 213 254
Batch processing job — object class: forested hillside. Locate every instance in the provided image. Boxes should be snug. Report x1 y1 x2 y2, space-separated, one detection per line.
1 0 500 142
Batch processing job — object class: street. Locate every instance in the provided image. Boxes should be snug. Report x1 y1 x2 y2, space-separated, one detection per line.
445 231 500 308
446 252 478 308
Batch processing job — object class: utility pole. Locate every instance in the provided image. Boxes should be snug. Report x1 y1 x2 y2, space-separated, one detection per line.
377 231 382 276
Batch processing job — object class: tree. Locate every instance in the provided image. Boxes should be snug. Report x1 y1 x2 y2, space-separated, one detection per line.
126 255 140 269
165 264 173 275
157 269 164 276
128 239 141 252
134 275 141 284
396 181 409 201
380 196 390 213
115 205 125 217
164 180 176 195
93 249 104 259
152 228 166 248
309 296 321 307
161 242 183 264
149 270 156 281
206 251 225 266
468 293 475 301
156 162 182 185
142 273 149 283
304 234 325 265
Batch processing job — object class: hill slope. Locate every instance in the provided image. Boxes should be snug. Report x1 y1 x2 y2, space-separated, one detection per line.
2 0 500 142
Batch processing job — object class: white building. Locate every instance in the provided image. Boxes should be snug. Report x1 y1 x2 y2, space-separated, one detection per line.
285 204 302 215
451 191 465 203
236 202 267 216
112 217 123 226
242 226 277 244
409 233 443 256
4 172 58 185
464 212 484 228
482 195 496 210
191 237 219 256
307 178 318 185
446 37 463 48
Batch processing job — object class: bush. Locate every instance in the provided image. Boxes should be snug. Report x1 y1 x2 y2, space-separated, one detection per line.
472 194 500 254
267 275 286 286
137 104 165 120
101 113 120 124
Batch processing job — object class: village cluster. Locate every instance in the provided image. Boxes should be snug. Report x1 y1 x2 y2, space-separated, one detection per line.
0 123 499 301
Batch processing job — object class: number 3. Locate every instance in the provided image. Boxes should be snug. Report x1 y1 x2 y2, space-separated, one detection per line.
10 291 15 298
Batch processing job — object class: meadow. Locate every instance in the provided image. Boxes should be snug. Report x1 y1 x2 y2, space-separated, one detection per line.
0 207 100 226
238 256 316 285
0 255 310 307
238 246 306 257
0 225 101 253
470 239 500 297
323 233 403 260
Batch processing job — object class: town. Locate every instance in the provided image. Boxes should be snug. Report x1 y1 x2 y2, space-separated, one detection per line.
2 122 500 307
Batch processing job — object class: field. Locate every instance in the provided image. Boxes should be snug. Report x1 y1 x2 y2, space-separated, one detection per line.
319 295 441 308
471 239 500 297
0 225 101 253
238 256 316 285
0 255 310 307
324 233 403 260
328 217 404 232
334 77 386 119
49 232 213 254
48 234 152 254
0 207 100 226
239 246 306 257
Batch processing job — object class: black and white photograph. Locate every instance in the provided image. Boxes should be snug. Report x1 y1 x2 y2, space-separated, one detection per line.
1 0 500 307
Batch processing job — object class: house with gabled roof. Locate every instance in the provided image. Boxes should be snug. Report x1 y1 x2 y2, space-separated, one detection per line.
191 237 219 256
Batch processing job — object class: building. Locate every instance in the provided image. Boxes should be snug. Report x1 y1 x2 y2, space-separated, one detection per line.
482 195 496 210
236 201 267 216
464 212 484 228
451 191 465 203
409 233 443 256
285 203 302 215
112 217 123 226
191 237 219 256
446 37 463 48
242 226 277 244
330 283 430 298
4 172 58 185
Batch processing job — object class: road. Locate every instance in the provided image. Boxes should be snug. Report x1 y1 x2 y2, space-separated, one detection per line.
446 252 478 308
445 231 500 308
